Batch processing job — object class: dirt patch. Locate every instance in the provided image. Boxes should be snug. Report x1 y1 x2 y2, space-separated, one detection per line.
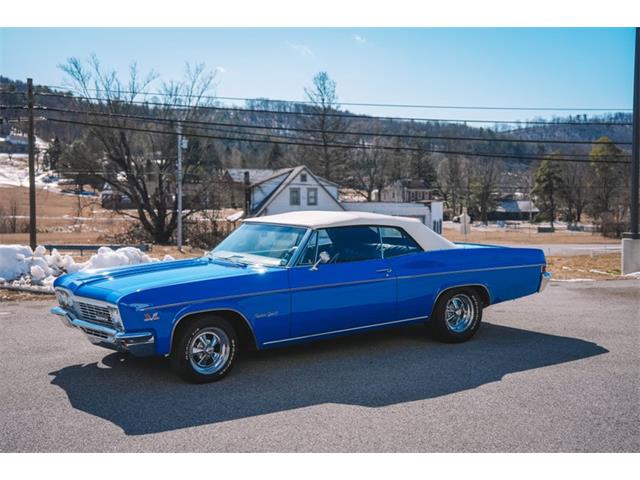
547 253 625 280
443 224 617 245
0 289 52 302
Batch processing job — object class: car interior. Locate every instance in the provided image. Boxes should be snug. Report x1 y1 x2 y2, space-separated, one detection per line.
298 226 423 266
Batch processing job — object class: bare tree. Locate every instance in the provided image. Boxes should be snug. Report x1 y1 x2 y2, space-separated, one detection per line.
558 161 589 223
303 72 348 181
347 140 389 201
59 57 219 243
436 155 469 217
469 158 500 225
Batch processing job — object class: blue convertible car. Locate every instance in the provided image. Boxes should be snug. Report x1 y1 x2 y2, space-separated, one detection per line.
51 211 551 382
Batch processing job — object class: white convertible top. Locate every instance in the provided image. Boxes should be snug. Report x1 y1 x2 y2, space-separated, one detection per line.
245 210 455 251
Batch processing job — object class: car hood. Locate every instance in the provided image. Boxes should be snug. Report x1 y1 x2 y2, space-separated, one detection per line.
54 257 279 304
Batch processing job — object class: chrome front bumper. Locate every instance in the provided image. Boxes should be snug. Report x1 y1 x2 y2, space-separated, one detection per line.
51 306 155 356
538 271 552 292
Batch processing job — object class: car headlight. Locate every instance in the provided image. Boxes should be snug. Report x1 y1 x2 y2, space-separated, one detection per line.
55 289 73 309
109 307 124 331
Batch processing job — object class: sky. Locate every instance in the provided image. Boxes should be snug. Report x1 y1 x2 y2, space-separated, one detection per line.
0 28 635 122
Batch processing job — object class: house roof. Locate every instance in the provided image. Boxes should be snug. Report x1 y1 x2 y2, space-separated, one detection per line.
252 165 344 216
226 167 339 189
246 210 455 251
225 168 287 184
390 179 431 190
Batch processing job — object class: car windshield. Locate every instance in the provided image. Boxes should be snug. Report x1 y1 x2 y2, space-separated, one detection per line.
209 223 308 266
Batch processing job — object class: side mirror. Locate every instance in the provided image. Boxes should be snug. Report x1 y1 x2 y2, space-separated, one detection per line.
310 251 330 271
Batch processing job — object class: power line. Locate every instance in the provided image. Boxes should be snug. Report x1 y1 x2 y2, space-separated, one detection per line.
35 92 633 126
3 102 632 159
43 116 632 165
49 174 628 190
40 85 633 112
33 105 634 146
38 108 631 158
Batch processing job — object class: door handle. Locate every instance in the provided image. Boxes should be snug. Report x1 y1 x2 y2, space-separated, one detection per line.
376 268 393 274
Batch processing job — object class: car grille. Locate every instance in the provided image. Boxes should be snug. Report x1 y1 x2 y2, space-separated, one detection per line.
79 326 110 339
76 302 113 328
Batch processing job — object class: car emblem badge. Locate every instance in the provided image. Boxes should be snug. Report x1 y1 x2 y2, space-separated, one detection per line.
144 312 160 322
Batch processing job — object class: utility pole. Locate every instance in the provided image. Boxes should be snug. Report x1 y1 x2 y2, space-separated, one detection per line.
244 171 251 217
176 121 184 250
622 27 640 274
27 78 37 250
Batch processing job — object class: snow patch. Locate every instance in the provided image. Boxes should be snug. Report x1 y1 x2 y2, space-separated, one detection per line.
0 153 60 190
0 245 171 293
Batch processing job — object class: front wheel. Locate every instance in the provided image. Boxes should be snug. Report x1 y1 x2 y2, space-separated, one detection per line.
171 315 237 383
428 288 483 343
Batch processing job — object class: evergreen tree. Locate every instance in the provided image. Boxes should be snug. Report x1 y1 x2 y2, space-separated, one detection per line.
47 136 62 170
587 137 627 221
532 157 564 228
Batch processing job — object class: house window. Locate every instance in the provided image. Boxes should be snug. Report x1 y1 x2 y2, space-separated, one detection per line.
290 187 301 206
300 173 308 182
307 187 318 206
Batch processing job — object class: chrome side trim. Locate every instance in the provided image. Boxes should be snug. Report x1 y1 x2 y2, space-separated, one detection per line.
395 263 543 281
139 288 292 312
262 315 428 346
143 263 542 312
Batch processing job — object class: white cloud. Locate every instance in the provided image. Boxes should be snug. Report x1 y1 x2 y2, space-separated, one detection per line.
215 66 226 74
353 34 366 44
289 43 314 57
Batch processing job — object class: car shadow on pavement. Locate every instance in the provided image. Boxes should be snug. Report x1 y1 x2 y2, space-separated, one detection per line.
49 322 608 435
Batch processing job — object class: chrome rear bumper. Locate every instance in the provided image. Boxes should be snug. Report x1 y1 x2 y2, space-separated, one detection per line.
51 306 155 356
538 271 552 292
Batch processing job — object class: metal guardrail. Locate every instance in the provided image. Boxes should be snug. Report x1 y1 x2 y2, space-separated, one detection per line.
42 244 151 255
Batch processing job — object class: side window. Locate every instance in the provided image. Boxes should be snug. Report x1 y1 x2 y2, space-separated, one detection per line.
320 226 382 264
298 231 318 265
289 187 300 206
307 187 318 206
379 227 422 258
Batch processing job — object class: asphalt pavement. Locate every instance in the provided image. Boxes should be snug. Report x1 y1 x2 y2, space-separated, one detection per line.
0 280 638 452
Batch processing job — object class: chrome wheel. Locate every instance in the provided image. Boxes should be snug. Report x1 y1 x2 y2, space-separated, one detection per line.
444 293 476 333
188 327 231 375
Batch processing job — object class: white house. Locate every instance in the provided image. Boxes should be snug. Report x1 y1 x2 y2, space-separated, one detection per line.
379 179 433 203
244 165 444 233
248 166 342 216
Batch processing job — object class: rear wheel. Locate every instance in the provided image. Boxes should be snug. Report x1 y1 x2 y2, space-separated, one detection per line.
429 288 483 343
171 315 237 383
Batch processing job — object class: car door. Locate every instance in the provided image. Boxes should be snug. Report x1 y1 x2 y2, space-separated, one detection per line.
379 226 436 320
288 226 397 339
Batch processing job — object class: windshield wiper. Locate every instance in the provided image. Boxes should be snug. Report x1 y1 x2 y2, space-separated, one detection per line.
207 253 249 267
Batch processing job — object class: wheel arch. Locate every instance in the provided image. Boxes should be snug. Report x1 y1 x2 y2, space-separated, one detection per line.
170 308 258 354
431 283 491 315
